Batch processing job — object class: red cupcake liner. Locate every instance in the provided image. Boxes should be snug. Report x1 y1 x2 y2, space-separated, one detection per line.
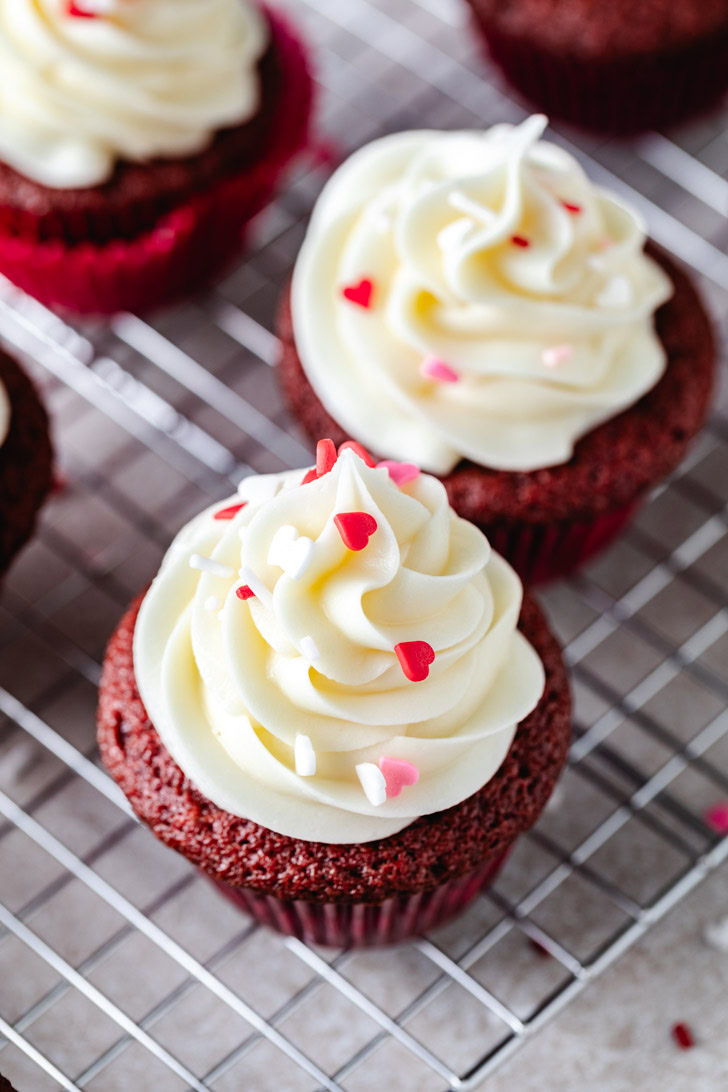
481 498 641 585
0 10 313 315
209 851 508 947
468 5 728 134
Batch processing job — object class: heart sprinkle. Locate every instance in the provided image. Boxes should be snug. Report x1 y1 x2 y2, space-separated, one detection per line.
341 278 374 310
560 199 582 214
395 641 435 682
295 734 316 777
334 512 378 551
214 502 246 521
267 525 315 580
300 468 318 485
671 1023 695 1050
379 756 419 798
189 554 234 579
316 438 337 477
377 460 420 487
704 801 728 834
338 440 376 467
542 344 574 368
356 762 387 807
300 635 320 661
511 235 530 248
420 357 460 384
236 585 255 601
67 0 115 15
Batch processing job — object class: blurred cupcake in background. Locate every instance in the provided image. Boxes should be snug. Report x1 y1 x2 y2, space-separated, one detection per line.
462 0 728 134
278 116 714 583
0 347 53 581
0 0 313 315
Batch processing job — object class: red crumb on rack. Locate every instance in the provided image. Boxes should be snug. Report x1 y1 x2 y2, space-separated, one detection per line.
671 1023 695 1050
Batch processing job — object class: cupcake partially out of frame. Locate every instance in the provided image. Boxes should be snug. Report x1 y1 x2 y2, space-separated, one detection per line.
98 441 571 947
278 116 714 584
0 348 53 581
0 0 313 315
463 0 728 134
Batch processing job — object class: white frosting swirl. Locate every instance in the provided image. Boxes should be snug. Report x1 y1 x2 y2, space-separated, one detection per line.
291 115 674 474
134 451 545 844
0 0 268 188
0 380 9 447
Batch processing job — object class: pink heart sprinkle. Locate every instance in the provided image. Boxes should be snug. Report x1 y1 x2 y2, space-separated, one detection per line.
334 511 378 551
395 640 435 682
560 199 582 214
379 756 420 798
704 802 728 834
341 278 374 310
236 585 255 601
542 344 574 368
420 357 459 384
377 460 421 487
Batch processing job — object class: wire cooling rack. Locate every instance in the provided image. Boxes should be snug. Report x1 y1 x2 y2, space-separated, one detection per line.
0 1 727 1089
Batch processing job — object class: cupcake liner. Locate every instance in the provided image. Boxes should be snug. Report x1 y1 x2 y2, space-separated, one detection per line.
209 852 508 947
0 10 313 315
481 498 641 585
468 5 728 134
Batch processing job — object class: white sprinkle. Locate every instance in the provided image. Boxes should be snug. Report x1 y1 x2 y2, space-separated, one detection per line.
237 474 281 504
704 916 728 953
295 734 317 777
268 525 315 581
542 343 574 368
356 762 387 807
239 565 273 609
597 275 632 309
300 635 320 661
189 554 234 579
448 190 496 224
204 596 222 613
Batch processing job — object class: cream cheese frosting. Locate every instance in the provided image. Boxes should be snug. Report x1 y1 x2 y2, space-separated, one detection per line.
0 379 10 447
133 447 545 844
0 0 269 188
291 115 674 475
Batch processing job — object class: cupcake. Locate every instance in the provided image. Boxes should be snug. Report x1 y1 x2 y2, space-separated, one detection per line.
98 441 570 947
0 0 313 315
278 116 714 584
0 348 53 580
463 0 728 134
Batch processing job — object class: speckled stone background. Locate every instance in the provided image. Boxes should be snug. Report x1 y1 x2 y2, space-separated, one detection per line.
0 0 727 1089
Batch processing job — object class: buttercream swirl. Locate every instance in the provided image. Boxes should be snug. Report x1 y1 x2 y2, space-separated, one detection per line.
134 450 544 843
0 0 268 188
291 115 674 474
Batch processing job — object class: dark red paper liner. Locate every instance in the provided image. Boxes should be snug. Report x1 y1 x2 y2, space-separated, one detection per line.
0 10 313 315
466 3 728 134
482 498 640 585
209 851 508 947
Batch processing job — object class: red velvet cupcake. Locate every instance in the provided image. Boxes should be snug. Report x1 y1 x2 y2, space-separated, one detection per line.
0 349 53 581
278 118 714 584
464 0 728 134
98 443 570 946
0 1 313 315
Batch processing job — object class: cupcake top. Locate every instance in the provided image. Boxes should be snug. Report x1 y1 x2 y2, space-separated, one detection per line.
291 115 673 476
134 442 545 844
0 0 268 189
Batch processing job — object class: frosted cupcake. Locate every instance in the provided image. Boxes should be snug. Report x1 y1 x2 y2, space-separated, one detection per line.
0 0 313 314
98 441 570 946
278 116 714 583
0 349 53 580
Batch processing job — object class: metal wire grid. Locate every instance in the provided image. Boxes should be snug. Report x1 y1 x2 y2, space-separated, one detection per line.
0 0 726 1088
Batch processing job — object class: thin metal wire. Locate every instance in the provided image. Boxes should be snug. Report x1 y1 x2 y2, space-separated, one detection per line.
0 1 726 1089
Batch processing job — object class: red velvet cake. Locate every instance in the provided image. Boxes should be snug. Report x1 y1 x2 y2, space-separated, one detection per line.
98 445 571 945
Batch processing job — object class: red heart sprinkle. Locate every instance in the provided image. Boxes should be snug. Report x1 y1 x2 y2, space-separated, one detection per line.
334 512 377 551
300 468 318 485
672 1023 695 1050
395 641 435 682
341 278 374 309
511 235 530 248
561 199 582 214
67 2 99 15
236 585 255 601
214 502 246 521
316 438 337 477
338 440 376 467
